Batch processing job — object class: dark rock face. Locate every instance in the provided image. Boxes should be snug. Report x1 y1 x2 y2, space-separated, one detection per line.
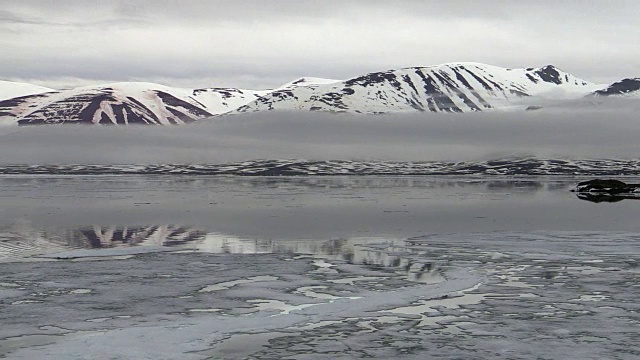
344 71 401 88
533 65 563 85
193 87 247 99
0 93 55 119
593 78 640 96
155 91 212 121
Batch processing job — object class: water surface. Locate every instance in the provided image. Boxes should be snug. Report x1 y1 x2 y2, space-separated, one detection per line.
1 175 639 359
1 176 639 257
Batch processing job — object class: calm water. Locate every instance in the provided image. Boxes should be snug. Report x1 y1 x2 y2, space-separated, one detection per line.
1 175 639 258
1 175 639 359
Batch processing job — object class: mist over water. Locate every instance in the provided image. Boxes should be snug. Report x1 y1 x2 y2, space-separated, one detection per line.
0 100 638 164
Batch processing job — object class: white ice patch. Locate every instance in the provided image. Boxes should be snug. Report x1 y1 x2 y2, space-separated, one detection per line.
199 275 278 292
572 294 609 302
69 289 92 294
294 286 361 301
328 276 385 285
247 299 319 315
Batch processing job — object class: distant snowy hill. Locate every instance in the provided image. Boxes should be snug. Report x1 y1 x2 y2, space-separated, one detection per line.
0 80 53 101
592 78 640 97
3 158 640 176
0 63 637 125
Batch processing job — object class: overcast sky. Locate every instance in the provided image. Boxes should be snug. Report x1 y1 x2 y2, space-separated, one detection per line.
1 0 639 89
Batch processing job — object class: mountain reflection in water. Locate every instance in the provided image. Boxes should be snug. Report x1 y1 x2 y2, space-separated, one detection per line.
0 223 443 283
79 225 206 248
2 175 640 267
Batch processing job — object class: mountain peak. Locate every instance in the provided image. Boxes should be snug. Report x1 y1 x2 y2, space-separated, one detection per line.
529 65 564 85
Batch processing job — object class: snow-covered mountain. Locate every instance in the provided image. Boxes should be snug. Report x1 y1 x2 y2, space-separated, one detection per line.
0 80 54 101
0 82 268 126
592 78 640 97
231 63 601 114
0 63 637 125
0 78 345 125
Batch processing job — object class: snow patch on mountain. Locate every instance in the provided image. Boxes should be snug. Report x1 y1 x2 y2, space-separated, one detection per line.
276 77 341 90
0 81 54 101
191 87 270 115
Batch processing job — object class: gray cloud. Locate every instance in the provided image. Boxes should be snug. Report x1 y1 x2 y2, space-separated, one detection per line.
1 1 639 89
0 10 44 25
0 100 638 164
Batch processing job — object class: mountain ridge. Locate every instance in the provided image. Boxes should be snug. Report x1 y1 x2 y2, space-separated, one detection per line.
1 158 639 176
230 63 601 115
0 63 637 125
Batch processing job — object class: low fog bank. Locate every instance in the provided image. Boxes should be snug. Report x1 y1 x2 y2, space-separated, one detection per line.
1 101 639 164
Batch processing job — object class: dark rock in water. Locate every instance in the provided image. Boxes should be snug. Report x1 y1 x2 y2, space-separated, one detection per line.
573 179 639 194
526 105 542 111
573 179 640 202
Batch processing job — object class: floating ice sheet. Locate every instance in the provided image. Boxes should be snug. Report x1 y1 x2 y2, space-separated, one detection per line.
0 230 638 359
